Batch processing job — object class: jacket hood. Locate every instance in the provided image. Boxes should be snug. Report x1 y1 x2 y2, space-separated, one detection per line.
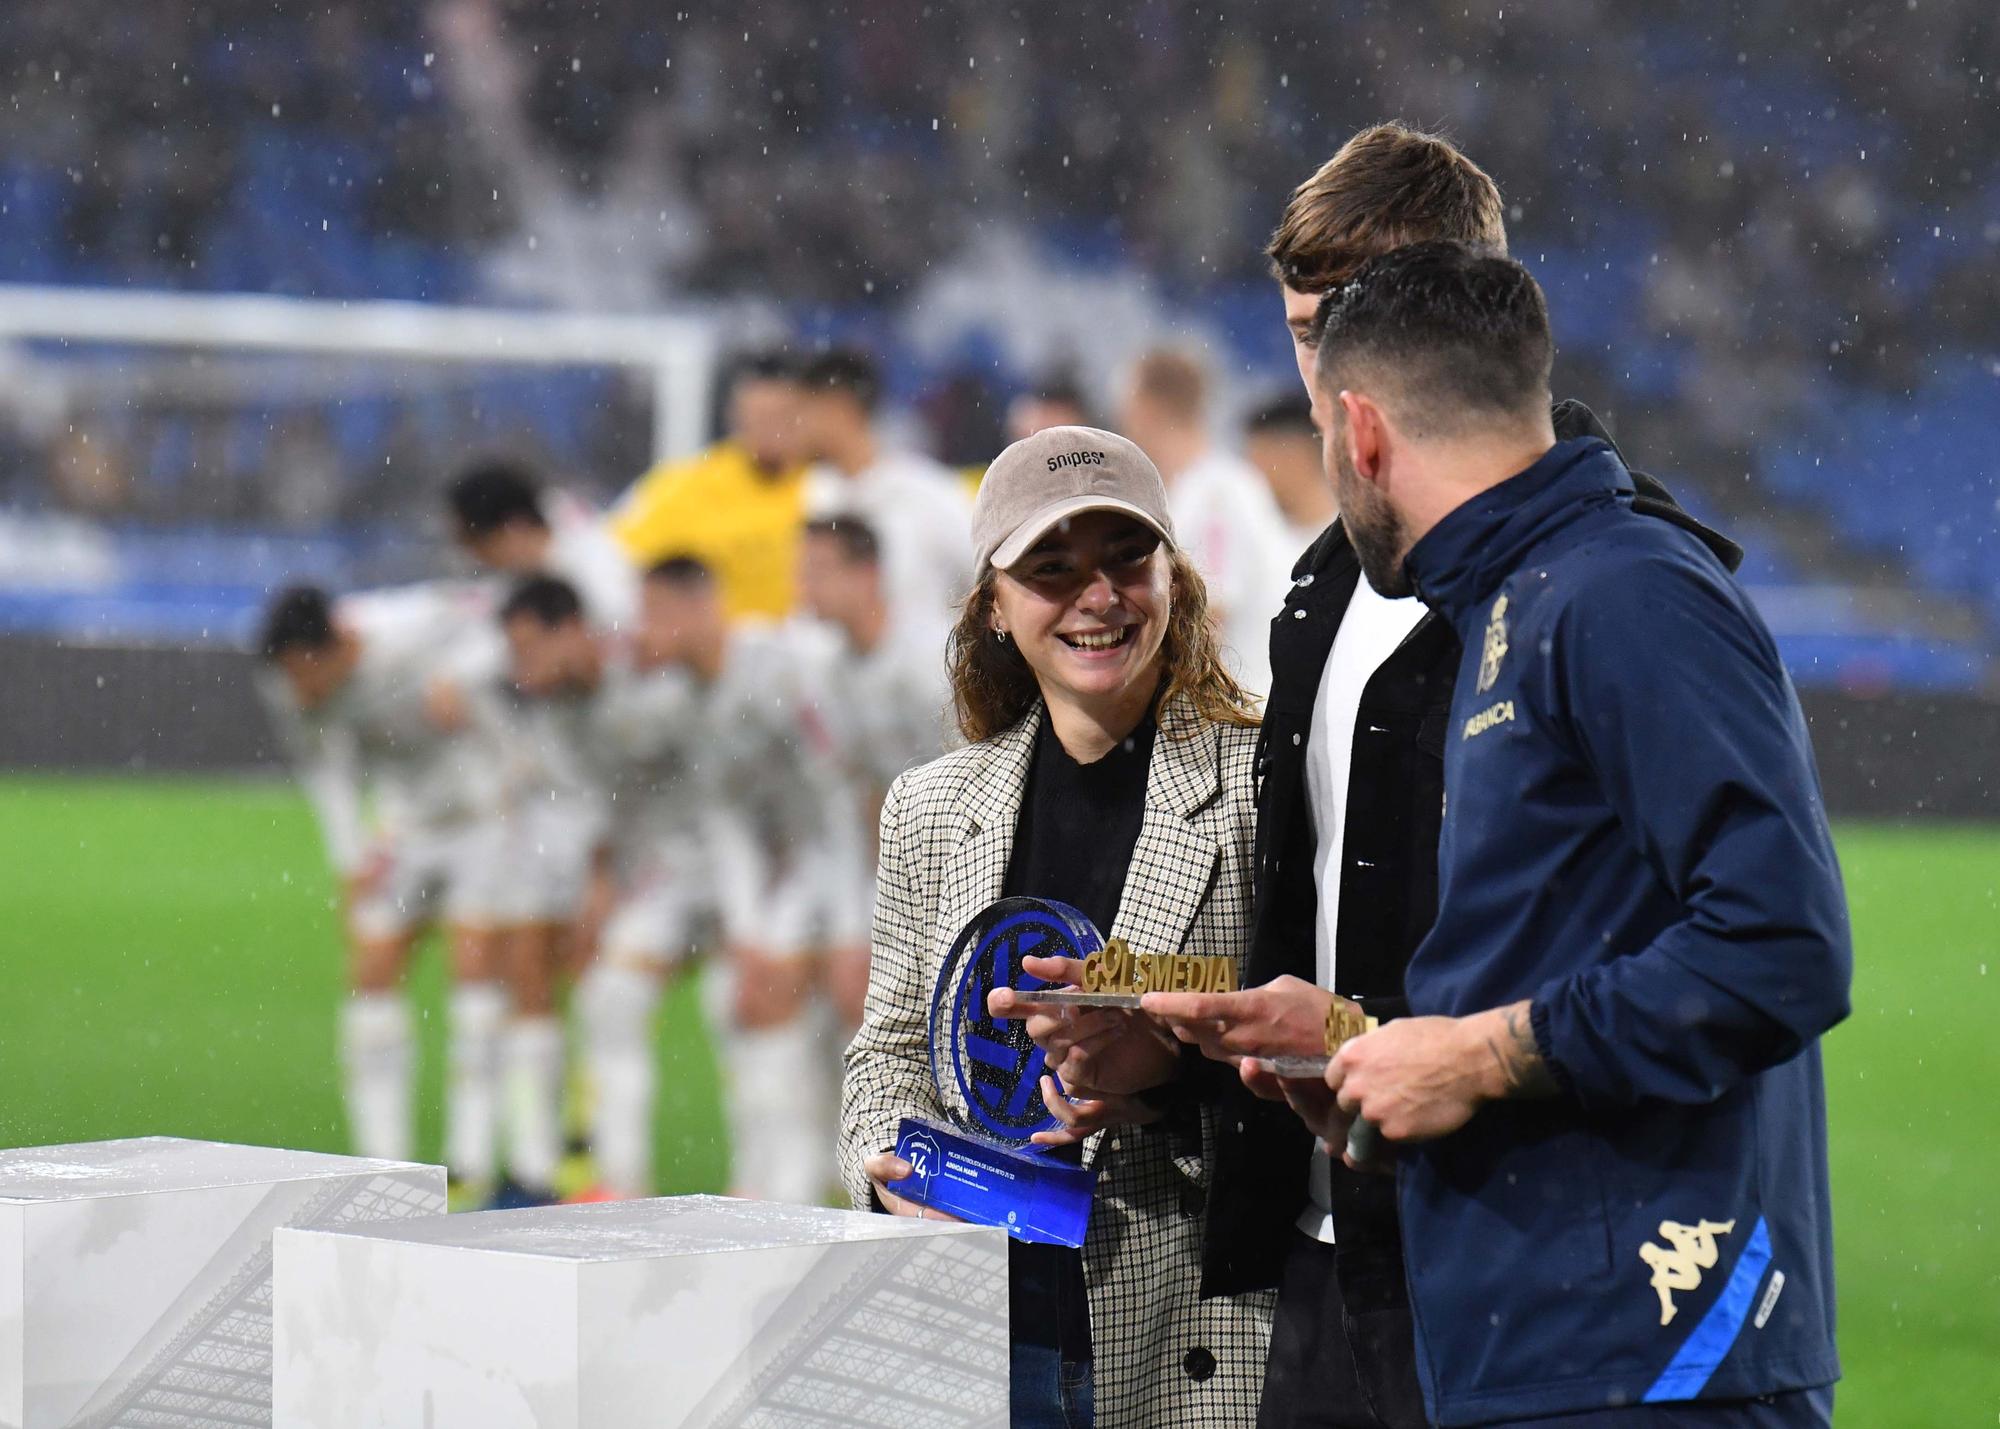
1552 399 1742 572
1404 436 1628 623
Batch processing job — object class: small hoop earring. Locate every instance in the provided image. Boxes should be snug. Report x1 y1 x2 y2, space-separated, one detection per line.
994 629 1010 644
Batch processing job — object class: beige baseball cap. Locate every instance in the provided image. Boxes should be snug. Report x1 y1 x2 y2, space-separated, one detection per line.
973 425 1176 572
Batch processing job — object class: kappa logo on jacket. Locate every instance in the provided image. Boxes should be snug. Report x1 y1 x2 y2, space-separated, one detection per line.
1639 1218 1736 1325
1476 594 1509 693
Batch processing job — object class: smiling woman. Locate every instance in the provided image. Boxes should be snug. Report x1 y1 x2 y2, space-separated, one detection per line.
946 435 1258 753
839 425 1273 1428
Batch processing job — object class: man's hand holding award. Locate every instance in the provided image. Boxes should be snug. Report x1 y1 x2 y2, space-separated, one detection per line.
1139 976 1392 1169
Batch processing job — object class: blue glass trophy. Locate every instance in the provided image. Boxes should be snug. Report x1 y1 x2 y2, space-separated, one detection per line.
888 897 1103 1247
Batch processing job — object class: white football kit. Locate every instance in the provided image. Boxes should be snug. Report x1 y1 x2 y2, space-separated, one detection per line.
478 489 643 926
259 580 516 1177
689 620 861 1205
520 648 710 966
806 452 974 634
513 647 705 1201
543 487 641 634
816 616 955 796
811 614 955 926
554 622 855 1201
258 581 510 941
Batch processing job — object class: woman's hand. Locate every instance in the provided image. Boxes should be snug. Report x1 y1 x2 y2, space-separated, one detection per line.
1027 1074 1161 1148
863 1151 967 1221
988 953 1180 1096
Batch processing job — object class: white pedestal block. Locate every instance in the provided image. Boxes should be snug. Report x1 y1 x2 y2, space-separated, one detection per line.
273 1195 1009 1429
0 1135 444 1429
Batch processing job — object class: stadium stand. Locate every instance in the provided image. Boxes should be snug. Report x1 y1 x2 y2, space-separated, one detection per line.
0 0 1992 685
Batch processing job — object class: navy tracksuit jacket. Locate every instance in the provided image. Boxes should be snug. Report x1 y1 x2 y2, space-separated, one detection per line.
1397 436 1852 1424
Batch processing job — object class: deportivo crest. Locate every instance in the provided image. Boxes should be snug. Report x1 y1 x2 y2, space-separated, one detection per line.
1476 594 1509 693
1639 1218 1736 1326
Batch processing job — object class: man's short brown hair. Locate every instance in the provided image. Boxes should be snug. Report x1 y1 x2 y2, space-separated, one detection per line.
1267 123 1507 295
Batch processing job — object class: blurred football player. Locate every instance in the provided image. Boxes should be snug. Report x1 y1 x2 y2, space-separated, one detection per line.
445 459 641 1203
448 457 639 633
642 555 859 1205
1005 373 1093 443
496 574 707 1201
1244 391 1337 554
800 347 974 635
608 350 814 620
793 516 953 1028
1118 346 1295 699
255 583 512 1197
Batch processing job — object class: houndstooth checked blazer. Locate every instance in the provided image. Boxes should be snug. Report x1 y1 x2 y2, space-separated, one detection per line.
840 699 1275 1427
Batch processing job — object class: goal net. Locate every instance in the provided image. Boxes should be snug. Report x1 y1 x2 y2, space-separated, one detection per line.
0 285 717 644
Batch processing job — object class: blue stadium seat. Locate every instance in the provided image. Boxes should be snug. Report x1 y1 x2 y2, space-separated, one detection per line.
0 164 67 283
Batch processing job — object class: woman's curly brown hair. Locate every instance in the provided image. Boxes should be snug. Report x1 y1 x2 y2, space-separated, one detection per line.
946 547 1262 744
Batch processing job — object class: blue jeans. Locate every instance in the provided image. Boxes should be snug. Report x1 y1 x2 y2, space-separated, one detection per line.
1010 1342 1094 1428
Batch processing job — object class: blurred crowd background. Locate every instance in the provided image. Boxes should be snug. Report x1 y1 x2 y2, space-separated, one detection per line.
0 0 1994 691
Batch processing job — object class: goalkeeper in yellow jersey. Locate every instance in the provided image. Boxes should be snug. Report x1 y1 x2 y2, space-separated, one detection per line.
608 351 812 621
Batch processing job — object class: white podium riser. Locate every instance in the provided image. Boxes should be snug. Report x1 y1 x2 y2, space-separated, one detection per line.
0 1137 444 1429
273 1195 1010 1429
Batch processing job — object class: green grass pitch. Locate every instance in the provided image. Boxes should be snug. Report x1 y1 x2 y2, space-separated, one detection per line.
0 777 1993 1422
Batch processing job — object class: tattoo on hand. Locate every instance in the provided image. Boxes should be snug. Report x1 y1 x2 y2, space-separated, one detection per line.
1487 1002 1559 1100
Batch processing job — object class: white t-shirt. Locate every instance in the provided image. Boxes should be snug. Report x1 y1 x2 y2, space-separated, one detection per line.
807 452 974 634
1298 572 1427 1243
1168 450 1295 701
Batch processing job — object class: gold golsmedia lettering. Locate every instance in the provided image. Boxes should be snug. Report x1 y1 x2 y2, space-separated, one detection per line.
1079 938 1239 995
